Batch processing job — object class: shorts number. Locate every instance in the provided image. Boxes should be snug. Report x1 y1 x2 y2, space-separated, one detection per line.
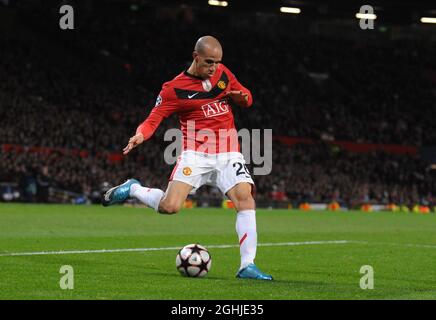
233 163 251 178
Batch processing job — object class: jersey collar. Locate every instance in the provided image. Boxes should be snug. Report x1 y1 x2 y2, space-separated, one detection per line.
183 70 205 80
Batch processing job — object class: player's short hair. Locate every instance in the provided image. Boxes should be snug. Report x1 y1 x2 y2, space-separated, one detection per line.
194 36 222 55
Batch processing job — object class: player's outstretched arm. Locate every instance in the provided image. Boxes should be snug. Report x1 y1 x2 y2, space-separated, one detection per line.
123 133 144 155
124 83 177 156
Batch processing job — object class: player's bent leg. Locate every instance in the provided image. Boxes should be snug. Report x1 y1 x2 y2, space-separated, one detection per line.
102 178 166 211
102 179 192 214
226 182 273 281
158 180 193 214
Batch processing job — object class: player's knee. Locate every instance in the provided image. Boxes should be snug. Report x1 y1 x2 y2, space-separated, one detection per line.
233 192 255 211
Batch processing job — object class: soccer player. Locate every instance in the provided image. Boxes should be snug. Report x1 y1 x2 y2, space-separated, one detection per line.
102 36 272 280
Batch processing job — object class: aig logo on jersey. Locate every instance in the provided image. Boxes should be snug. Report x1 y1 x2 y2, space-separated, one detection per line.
201 99 229 118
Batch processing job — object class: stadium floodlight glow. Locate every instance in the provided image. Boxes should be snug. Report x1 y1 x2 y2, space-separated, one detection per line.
355 13 377 20
208 0 228 7
421 17 436 24
280 7 301 14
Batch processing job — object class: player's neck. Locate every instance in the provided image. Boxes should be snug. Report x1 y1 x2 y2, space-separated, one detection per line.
186 62 205 80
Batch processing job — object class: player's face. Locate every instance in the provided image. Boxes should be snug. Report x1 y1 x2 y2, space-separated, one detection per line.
195 49 222 79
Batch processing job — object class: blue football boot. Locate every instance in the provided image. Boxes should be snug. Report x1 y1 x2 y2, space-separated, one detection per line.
236 263 273 280
101 179 140 207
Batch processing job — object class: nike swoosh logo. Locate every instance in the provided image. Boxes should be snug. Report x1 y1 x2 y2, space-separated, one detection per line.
188 92 199 99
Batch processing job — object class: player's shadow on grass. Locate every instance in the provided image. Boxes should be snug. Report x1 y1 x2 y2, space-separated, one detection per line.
143 270 227 281
142 270 330 287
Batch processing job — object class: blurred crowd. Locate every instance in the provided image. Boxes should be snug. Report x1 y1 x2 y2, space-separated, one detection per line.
1 2 436 207
256 143 436 207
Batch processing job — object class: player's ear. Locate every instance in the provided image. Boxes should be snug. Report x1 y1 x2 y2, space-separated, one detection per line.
192 51 199 61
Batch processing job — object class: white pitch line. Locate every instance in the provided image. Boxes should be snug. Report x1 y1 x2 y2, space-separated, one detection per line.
0 240 350 257
354 241 436 250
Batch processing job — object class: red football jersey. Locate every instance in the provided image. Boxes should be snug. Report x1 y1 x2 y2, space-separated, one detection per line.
136 64 253 153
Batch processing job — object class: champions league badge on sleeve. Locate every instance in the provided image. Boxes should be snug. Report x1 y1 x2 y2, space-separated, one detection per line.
155 94 162 107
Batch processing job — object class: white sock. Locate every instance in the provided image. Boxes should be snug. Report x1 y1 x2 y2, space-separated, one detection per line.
236 209 257 270
130 184 164 211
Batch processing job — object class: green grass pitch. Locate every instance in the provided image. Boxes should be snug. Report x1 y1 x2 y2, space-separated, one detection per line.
0 203 435 300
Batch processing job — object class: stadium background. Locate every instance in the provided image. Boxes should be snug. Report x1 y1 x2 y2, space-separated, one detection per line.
1 0 436 212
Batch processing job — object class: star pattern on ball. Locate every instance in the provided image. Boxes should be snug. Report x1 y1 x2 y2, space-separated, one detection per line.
176 244 211 277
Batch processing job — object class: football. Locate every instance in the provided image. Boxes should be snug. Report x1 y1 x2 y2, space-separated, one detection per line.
176 244 212 277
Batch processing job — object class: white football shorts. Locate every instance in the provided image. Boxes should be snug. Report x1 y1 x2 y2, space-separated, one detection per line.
169 151 255 195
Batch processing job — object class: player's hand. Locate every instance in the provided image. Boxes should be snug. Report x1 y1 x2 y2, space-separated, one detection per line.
225 90 249 106
123 133 144 155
